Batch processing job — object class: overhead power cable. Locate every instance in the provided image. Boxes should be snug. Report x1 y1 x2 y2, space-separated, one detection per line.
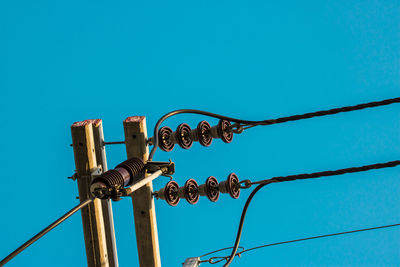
148 96 400 160
223 160 400 267
0 198 93 266
254 97 400 126
244 160 400 186
200 223 400 265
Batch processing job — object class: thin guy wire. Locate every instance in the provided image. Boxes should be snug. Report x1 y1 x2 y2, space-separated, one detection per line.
0 198 94 266
205 223 400 264
223 160 400 267
148 97 400 160
199 246 245 258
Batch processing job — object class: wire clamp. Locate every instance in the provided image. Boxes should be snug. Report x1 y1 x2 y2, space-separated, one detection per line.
229 123 244 134
238 179 252 189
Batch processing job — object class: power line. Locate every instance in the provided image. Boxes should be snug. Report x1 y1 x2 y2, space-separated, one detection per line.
0 198 93 266
201 223 400 265
246 160 400 185
256 97 400 126
223 160 400 267
148 97 400 160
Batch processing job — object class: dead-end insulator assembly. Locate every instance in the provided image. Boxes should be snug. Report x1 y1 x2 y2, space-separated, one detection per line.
158 119 236 152
154 172 242 206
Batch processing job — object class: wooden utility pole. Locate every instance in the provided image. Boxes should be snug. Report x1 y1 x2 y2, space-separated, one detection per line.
71 119 118 267
91 120 119 267
123 116 161 267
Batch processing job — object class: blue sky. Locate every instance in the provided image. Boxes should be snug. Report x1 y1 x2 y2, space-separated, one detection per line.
1 0 400 266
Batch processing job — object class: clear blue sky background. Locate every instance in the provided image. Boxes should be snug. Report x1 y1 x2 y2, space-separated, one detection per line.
1 1 400 266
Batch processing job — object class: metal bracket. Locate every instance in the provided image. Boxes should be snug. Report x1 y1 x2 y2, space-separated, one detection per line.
68 166 102 181
146 137 154 146
91 166 102 177
146 159 175 176
182 257 200 267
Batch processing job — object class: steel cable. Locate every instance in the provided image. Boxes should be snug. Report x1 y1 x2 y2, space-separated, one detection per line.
0 198 94 266
203 223 400 265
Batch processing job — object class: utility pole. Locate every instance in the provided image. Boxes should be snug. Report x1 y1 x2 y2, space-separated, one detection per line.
71 119 118 267
123 116 161 267
91 120 119 267
3 97 399 266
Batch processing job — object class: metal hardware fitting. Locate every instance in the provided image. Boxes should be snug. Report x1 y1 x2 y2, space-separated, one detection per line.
229 123 244 134
91 160 175 200
68 166 102 181
182 257 200 267
238 179 252 189
146 159 175 176
103 141 125 145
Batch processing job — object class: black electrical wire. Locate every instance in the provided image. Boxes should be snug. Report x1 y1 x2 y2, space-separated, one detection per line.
203 223 400 265
148 97 400 160
250 160 400 185
257 97 400 126
222 183 271 267
0 198 93 266
223 160 400 267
